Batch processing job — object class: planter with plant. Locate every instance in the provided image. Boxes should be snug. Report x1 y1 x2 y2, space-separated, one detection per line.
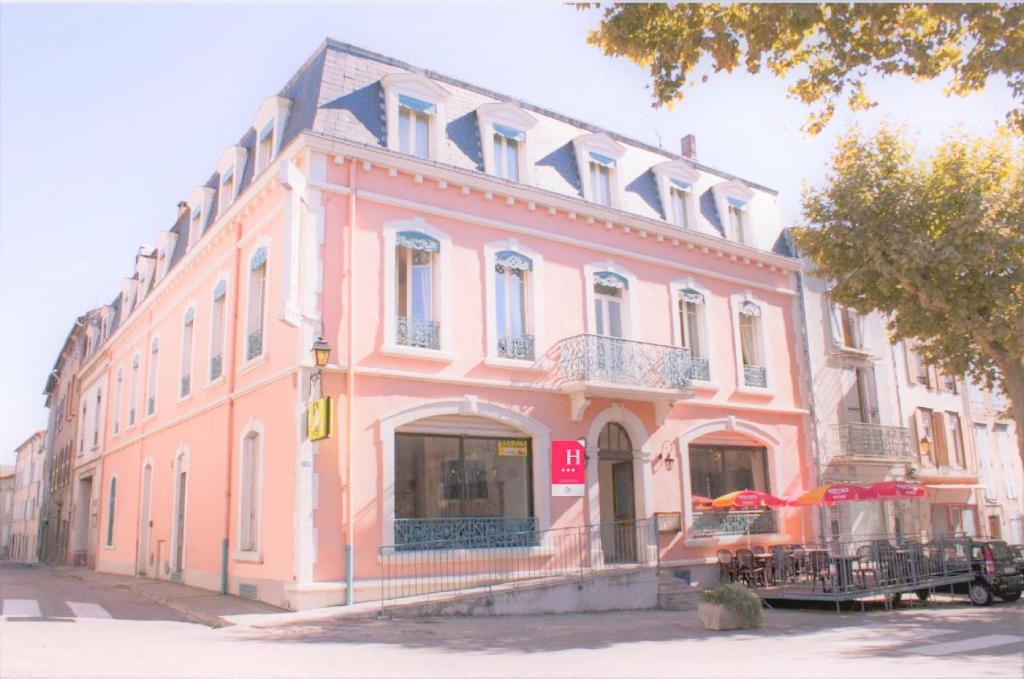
698 582 764 630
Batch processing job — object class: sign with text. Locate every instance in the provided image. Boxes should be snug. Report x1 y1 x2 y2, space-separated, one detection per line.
551 440 585 497
307 397 332 441
497 439 529 457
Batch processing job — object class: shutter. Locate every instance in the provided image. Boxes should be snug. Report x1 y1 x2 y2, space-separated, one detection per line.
828 304 845 346
904 345 916 385
932 411 949 467
862 367 880 423
856 312 868 350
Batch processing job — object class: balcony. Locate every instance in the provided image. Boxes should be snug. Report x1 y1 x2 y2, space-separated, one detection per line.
690 509 778 537
828 423 913 462
743 364 767 388
246 329 263 360
554 334 692 419
497 334 535 361
396 316 440 350
690 357 710 382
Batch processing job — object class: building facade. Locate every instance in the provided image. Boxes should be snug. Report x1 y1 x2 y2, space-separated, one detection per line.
63 40 813 609
8 431 47 562
0 467 14 559
967 381 1023 543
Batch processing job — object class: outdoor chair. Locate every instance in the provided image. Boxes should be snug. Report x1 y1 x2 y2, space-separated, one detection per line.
716 549 736 583
769 545 793 584
854 544 879 588
735 548 766 587
791 546 807 576
808 550 833 592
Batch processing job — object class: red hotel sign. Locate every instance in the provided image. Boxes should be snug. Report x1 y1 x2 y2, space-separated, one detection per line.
551 440 585 497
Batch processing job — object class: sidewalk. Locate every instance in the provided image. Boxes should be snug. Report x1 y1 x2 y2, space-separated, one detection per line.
55 567 285 627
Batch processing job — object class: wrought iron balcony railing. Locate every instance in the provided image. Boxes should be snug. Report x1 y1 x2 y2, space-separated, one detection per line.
209 354 223 380
690 509 778 537
394 516 538 551
555 334 692 391
396 316 440 350
743 364 767 388
690 357 710 382
180 375 191 397
247 330 263 361
829 423 913 461
497 334 535 361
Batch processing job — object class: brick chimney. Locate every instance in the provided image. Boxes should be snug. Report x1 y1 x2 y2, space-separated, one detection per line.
177 200 189 217
680 134 697 160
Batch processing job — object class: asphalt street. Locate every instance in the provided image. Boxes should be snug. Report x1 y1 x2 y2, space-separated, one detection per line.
2 563 1021 678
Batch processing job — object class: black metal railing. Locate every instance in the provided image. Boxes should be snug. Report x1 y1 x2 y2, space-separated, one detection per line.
209 354 223 380
394 517 538 551
555 334 692 391
397 316 440 350
180 375 191 397
743 364 767 388
497 334 535 361
247 330 263 360
380 518 659 603
691 509 778 537
690 357 710 381
830 423 913 461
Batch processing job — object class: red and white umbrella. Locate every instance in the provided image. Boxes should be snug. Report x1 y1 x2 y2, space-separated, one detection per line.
865 481 927 499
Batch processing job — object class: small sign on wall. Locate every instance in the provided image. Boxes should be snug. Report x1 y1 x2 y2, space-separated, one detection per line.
551 440 585 497
307 397 332 441
497 439 528 457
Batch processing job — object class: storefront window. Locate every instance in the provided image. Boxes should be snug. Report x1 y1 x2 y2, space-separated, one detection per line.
395 433 534 547
688 445 769 500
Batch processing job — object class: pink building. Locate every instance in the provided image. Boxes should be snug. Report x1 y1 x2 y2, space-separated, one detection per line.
74 40 812 609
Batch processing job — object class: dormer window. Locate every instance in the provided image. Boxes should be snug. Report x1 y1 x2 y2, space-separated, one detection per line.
653 159 701 231
382 73 450 162
712 180 756 245
251 96 291 176
155 231 178 281
572 133 626 208
187 187 215 245
477 103 537 183
217 146 247 213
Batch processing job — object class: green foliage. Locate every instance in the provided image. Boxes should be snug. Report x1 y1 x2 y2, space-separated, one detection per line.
581 3 1024 134
793 125 1024 461
701 582 764 626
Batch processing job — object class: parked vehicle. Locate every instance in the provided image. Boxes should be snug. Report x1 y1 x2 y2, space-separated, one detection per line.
1009 544 1024 576
950 540 1024 606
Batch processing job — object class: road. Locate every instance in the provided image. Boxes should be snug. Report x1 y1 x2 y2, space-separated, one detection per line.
2 563 1022 678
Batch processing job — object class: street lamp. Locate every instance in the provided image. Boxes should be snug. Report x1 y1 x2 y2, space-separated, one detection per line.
659 440 676 472
919 435 932 457
311 336 331 369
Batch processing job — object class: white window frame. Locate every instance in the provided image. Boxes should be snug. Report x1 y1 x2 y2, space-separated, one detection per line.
91 387 102 449
712 180 756 245
208 276 229 385
382 73 450 161
653 160 701 231
382 218 453 361
128 352 140 428
484 239 544 368
583 261 637 340
235 419 264 562
669 279 714 383
828 300 869 352
476 102 538 183
145 335 160 418
104 474 117 548
179 304 196 400
572 133 627 208
251 95 291 176
112 366 123 435
243 241 270 365
120 279 138 318
730 292 772 393
155 231 178 282
216 145 248 213
187 187 215 247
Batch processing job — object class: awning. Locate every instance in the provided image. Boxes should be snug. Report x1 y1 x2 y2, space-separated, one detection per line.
922 484 985 489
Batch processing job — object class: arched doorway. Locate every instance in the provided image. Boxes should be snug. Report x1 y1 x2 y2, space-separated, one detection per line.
597 422 638 562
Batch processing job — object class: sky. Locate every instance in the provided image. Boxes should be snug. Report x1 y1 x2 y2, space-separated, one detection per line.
0 3 1014 464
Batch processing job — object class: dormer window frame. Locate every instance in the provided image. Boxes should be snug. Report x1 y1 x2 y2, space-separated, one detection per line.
251 96 292 176
187 187 215 246
155 231 178 282
572 133 627 209
653 160 701 231
217 145 248 213
382 73 450 162
476 103 538 184
712 180 756 245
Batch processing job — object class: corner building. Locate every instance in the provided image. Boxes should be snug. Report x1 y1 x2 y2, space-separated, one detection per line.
84 40 812 609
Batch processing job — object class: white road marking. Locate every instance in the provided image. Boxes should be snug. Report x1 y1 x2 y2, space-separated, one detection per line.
66 602 112 619
2 599 42 618
910 634 1024 656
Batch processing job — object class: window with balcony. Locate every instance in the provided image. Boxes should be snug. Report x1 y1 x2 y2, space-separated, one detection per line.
129 353 139 426
247 248 267 361
593 272 628 339
210 280 226 380
92 389 101 448
842 366 879 424
677 288 708 381
113 368 123 435
180 307 194 398
395 232 440 350
494 251 533 360
738 301 766 388
146 338 159 416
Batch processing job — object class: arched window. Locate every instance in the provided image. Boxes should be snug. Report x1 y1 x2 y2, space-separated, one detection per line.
395 232 440 349
105 477 117 547
598 422 632 455
494 251 533 359
247 248 268 360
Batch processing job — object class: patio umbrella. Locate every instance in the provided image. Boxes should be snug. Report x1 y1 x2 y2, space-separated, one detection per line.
711 490 786 548
790 482 878 506
691 495 713 507
864 481 927 499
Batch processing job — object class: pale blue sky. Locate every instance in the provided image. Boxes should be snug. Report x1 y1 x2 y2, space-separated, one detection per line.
0 3 1013 463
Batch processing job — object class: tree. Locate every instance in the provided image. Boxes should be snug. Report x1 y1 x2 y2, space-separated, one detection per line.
792 126 1024 462
582 3 1024 134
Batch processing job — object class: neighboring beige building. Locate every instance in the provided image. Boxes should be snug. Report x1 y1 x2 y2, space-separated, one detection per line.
968 380 1023 544
9 431 47 562
0 466 15 559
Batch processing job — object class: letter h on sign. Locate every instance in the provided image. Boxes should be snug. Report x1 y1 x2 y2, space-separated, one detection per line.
552 440 585 497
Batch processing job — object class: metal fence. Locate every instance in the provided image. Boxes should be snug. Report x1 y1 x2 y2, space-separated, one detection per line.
380 518 659 603
555 334 692 391
691 509 778 537
830 423 913 461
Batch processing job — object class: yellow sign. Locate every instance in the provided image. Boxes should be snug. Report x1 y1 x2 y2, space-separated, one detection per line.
497 439 528 457
308 397 332 441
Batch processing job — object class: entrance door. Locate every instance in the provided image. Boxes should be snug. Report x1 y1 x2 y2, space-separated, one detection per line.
137 465 152 576
606 461 637 563
172 471 186 578
73 477 93 565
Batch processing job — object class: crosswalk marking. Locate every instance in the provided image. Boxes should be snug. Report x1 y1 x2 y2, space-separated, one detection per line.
66 602 111 619
2 599 42 618
910 634 1024 656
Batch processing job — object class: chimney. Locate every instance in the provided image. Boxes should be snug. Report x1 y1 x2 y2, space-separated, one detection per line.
680 134 697 160
177 200 189 217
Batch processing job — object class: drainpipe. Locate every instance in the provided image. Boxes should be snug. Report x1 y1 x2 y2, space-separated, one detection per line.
221 220 243 594
344 158 357 605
